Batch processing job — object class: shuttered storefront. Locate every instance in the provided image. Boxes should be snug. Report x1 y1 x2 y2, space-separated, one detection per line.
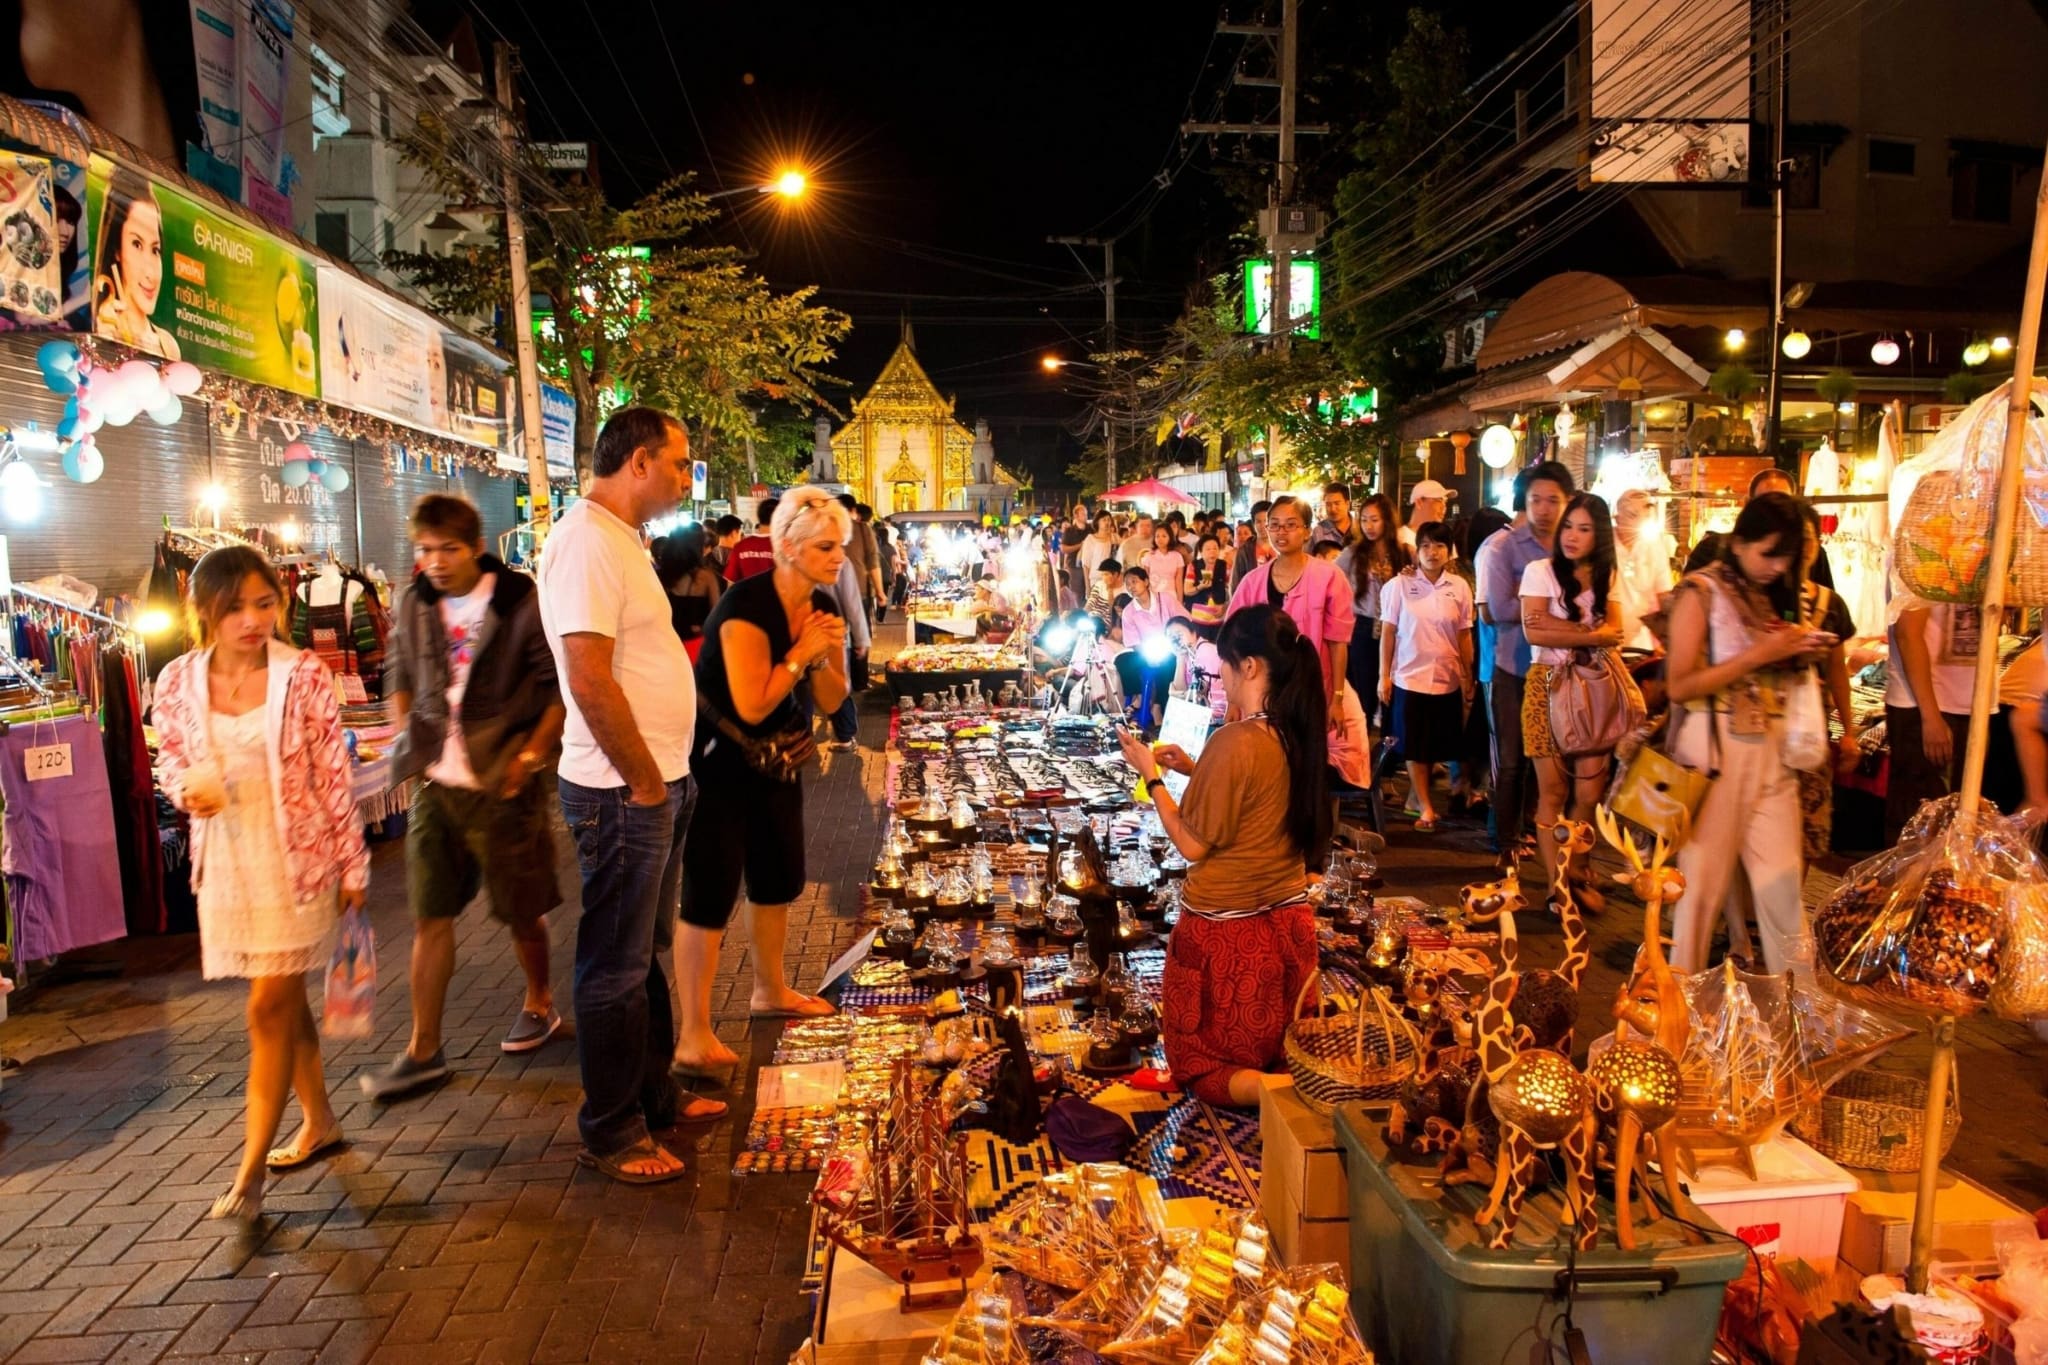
0 334 533 595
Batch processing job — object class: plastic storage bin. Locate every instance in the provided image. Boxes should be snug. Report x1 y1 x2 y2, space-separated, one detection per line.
1681 1133 1859 1270
1336 1104 1751 1365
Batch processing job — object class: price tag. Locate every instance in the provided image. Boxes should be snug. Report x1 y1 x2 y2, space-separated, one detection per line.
24 742 72 782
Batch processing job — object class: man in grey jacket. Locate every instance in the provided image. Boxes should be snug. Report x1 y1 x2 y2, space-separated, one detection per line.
363 494 567 1101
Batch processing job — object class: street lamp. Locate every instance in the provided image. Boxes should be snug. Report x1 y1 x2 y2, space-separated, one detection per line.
707 170 810 202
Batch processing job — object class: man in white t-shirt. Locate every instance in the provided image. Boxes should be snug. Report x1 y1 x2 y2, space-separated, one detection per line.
1885 602 1985 843
538 406 711 1184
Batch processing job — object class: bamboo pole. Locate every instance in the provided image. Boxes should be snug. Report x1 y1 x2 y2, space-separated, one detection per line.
1907 144 2048 1294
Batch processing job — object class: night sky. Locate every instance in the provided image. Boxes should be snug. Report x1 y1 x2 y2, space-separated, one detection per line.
457 1 1236 487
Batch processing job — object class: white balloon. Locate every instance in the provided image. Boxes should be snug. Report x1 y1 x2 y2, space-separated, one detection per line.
113 359 163 406
162 362 203 396
101 394 140 427
148 395 184 426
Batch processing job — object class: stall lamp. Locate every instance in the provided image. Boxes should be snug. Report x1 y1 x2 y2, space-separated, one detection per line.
0 458 41 522
1041 622 1075 659
137 609 173 635
1781 330 1812 359
200 484 228 512
1724 328 1747 351
1871 336 1901 366
1963 340 1993 367
1993 335 2014 355
281 519 302 545
1139 635 1175 666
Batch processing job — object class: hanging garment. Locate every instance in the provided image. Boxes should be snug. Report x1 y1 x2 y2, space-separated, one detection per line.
103 651 165 936
0 713 126 960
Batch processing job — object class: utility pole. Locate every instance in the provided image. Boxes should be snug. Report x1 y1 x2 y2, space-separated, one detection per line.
1049 234 1119 488
1762 0 1791 463
1186 1 1325 487
494 43 554 539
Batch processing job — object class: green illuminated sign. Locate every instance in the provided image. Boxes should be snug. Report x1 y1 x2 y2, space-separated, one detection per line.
1241 258 1321 340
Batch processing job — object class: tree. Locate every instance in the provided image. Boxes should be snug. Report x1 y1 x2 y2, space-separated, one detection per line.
385 121 849 477
1325 9 1491 420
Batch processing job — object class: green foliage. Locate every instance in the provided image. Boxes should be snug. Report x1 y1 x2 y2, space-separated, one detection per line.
1944 369 1992 405
385 123 848 477
1815 367 1859 406
1709 363 1760 402
1324 8 1485 414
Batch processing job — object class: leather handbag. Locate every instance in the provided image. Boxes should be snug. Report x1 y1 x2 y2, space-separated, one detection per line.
1608 704 1717 846
697 693 817 784
1547 646 1646 757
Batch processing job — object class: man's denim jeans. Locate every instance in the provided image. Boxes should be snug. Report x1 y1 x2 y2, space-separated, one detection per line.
558 775 695 1156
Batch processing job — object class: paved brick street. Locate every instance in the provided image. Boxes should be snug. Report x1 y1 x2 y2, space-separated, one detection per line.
0 681 891 1365
1 660 2044 1364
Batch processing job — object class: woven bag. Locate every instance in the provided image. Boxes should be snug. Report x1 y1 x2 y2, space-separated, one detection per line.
1282 976 1420 1115
1895 381 2048 606
1792 1068 1959 1173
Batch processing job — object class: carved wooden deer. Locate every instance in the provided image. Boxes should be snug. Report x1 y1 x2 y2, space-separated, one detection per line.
1594 805 1698 1250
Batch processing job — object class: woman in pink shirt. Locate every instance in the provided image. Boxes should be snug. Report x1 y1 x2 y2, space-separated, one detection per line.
1142 523 1189 619
1224 495 1353 709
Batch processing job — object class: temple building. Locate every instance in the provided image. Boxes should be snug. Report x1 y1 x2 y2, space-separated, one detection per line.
818 326 1018 515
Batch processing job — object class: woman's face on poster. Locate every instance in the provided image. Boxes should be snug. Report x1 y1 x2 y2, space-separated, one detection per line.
118 199 163 315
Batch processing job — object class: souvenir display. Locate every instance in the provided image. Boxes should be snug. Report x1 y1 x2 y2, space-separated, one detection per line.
921 1283 1025 1365
1282 976 1420 1115
1104 1211 1274 1362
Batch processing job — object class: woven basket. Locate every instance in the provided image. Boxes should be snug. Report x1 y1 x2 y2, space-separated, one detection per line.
1895 381 2048 607
1792 1067 1960 1173
1283 976 1420 1115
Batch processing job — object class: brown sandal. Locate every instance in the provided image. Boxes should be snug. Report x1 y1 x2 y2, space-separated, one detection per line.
576 1137 687 1185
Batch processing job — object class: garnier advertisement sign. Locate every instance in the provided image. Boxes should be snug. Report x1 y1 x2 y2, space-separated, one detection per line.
86 154 318 395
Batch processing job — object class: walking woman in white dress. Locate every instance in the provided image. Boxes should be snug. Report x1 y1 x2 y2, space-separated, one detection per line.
155 547 370 1223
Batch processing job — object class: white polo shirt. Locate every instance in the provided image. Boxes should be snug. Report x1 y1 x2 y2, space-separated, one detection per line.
1885 603 1983 717
538 498 696 788
1379 569 1474 695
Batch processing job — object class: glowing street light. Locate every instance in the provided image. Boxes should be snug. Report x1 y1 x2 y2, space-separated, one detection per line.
773 169 808 199
1724 327 1747 351
1041 355 1065 372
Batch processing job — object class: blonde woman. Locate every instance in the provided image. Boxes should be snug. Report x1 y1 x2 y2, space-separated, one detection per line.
673 486 851 1076
155 547 367 1222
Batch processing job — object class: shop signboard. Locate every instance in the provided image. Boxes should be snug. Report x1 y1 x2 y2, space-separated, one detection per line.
499 381 577 478
440 331 509 450
85 155 320 394
0 150 67 328
315 266 441 431
1586 0 1751 184
236 0 295 227
1241 258 1320 339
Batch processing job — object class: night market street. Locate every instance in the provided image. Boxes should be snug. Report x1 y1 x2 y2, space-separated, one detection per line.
0 640 2043 1363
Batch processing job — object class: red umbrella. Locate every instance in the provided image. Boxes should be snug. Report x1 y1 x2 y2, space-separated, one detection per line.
1100 477 1200 507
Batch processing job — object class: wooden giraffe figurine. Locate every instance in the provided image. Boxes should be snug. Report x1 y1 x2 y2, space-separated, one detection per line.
1437 873 1524 1188
1547 818 1595 991
1469 886 1598 1250
1595 805 1699 1250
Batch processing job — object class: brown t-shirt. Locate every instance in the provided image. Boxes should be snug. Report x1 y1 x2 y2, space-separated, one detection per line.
1177 720 1307 913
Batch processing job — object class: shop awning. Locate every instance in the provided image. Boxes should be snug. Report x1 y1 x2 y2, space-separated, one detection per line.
1393 381 1484 441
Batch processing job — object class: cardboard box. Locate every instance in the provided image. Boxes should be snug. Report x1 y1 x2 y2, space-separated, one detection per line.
1838 1170 2035 1276
811 1241 987 1359
1261 1147 1352 1282
1260 1074 1348 1221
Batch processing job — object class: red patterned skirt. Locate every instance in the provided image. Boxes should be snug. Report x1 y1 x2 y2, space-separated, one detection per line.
1161 903 1318 1106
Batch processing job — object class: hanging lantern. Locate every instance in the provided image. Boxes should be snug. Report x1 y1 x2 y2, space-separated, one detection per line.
1963 340 1993 367
1871 336 1901 366
1449 430 1471 475
1553 406 1576 440
1479 423 1517 469
1782 330 1812 359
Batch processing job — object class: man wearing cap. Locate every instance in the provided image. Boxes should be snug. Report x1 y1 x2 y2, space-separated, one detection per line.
1399 480 1450 549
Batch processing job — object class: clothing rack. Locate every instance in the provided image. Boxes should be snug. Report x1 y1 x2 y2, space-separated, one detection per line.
6 584 148 679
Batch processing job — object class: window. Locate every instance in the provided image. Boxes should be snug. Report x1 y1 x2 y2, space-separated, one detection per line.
1867 137 1916 177
314 212 349 259
1953 154 2015 223
310 44 349 140
381 219 395 255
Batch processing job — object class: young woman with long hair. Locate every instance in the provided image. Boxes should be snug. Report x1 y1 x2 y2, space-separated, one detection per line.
1338 493 1408 732
154 547 368 1222
1143 522 1189 618
1118 605 1330 1106
1518 493 1634 900
1665 493 1836 972
654 524 724 659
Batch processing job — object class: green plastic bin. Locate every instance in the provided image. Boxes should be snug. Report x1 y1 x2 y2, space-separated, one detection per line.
1334 1104 1750 1364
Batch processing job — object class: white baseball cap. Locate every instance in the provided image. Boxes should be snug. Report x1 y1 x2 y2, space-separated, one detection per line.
1409 479 1449 503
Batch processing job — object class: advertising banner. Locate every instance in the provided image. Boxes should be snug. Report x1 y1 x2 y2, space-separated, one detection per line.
86 155 319 394
189 0 241 166
0 151 65 326
440 332 509 450
500 382 578 478
238 0 295 227
315 266 441 431
1587 0 1751 184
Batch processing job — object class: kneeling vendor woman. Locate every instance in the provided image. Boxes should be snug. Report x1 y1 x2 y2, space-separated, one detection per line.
1117 604 1330 1105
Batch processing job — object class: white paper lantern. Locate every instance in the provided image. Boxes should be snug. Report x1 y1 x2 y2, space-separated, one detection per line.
1479 423 1516 468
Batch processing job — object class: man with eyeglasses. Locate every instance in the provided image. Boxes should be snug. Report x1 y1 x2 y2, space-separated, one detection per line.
1223 493 1353 710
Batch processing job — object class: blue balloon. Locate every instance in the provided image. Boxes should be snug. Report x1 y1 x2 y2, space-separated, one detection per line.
321 464 351 494
62 397 78 420
42 369 75 395
56 416 81 441
279 459 312 488
36 340 78 374
306 458 326 476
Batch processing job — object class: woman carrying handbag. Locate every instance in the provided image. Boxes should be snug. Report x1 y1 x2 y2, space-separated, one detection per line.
1663 494 1837 974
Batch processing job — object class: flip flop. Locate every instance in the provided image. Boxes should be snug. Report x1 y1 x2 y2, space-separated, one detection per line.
1414 816 1441 834
749 994 837 1020
576 1138 687 1186
265 1125 346 1171
671 1055 739 1081
668 1096 730 1125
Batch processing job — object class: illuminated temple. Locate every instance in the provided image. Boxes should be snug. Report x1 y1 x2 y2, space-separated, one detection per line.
822 325 1017 515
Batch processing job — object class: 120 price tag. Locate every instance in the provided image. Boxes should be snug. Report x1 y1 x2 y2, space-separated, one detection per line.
24 742 72 782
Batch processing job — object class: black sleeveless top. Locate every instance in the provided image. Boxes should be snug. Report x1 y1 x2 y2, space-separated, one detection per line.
693 571 840 743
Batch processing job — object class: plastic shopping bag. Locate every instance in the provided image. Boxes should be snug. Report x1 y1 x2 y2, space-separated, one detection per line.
1780 670 1830 772
322 905 376 1040
1813 795 2048 1019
